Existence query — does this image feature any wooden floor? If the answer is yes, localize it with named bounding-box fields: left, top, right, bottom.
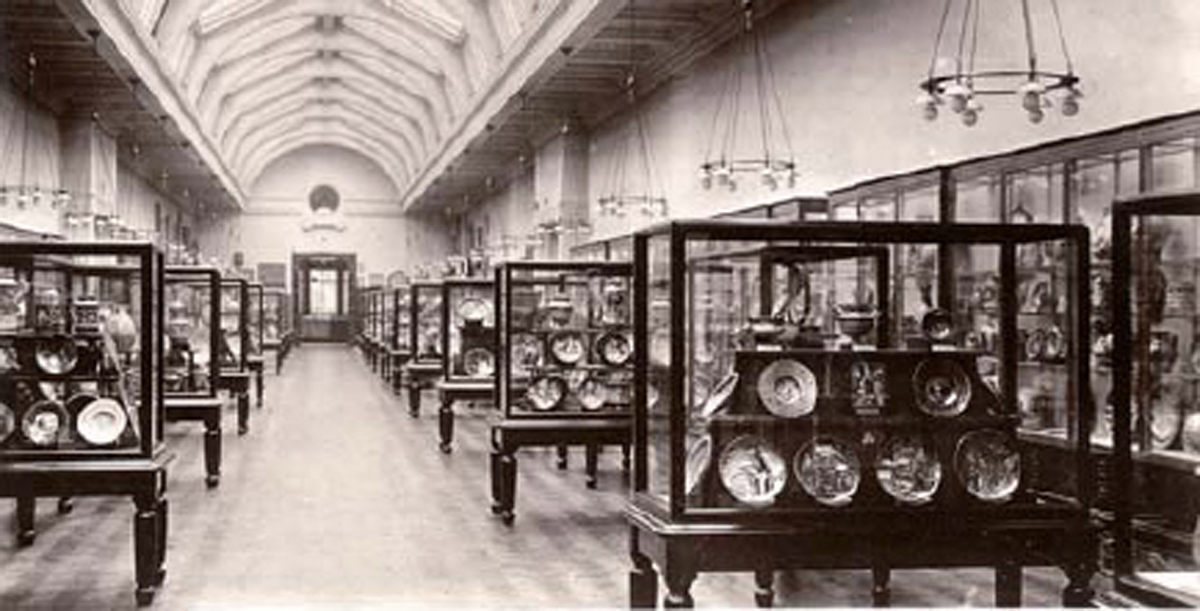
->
left=0, top=344, right=1071, bottom=609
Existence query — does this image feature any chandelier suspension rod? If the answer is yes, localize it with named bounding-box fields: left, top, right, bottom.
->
left=955, top=0, right=973, bottom=79
left=1020, top=0, right=1038, bottom=75
left=753, top=3, right=770, bottom=162
left=928, top=0, right=954, bottom=82
left=1048, top=0, right=1074, bottom=73
left=19, top=53, right=35, bottom=195
left=762, top=12, right=795, bottom=165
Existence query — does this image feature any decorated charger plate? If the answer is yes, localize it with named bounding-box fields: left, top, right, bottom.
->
left=1150, top=384, right=1184, bottom=450
left=795, top=437, right=861, bottom=507
left=526, top=376, right=568, bottom=412
left=875, top=435, right=942, bottom=505
left=596, top=332, right=632, bottom=367
left=35, top=336, right=78, bottom=375
left=457, top=297, right=491, bottom=324
left=920, top=308, right=955, bottom=343
left=0, top=401, right=14, bottom=444
left=549, top=331, right=586, bottom=365
left=954, top=429, right=1020, bottom=502
left=463, top=347, right=495, bottom=378
left=718, top=435, right=788, bottom=508
left=685, top=435, right=713, bottom=495
left=577, top=376, right=607, bottom=411
left=913, top=357, right=972, bottom=417
left=22, top=400, right=68, bottom=447
left=756, top=359, right=817, bottom=418
left=77, top=397, right=128, bottom=446
left=698, top=372, right=738, bottom=419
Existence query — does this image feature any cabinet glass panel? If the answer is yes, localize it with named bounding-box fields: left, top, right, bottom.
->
left=411, top=282, right=442, bottom=364
left=263, top=288, right=288, bottom=345
left=0, top=241, right=163, bottom=459
left=1150, top=138, right=1197, bottom=193
left=219, top=279, right=247, bottom=372
left=442, top=280, right=493, bottom=382
left=164, top=268, right=219, bottom=398
left=247, top=283, right=264, bottom=356
left=956, top=174, right=1002, bottom=222
left=634, top=221, right=1091, bottom=523
left=382, top=288, right=395, bottom=349
left=1113, top=194, right=1200, bottom=606
left=610, top=237, right=633, bottom=263
left=393, top=286, right=410, bottom=351
left=497, top=262, right=632, bottom=419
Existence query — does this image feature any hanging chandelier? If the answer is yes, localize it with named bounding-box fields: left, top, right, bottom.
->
left=918, top=0, right=1082, bottom=126
left=699, top=0, right=796, bottom=192
left=1, top=53, right=72, bottom=211
left=597, top=0, right=667, bottom=219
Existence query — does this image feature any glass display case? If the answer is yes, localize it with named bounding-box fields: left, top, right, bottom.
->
left=263, top=287, right=290, bottom=348
left=411, top=282, right=442, bottom=365
left=164, top=267, right=220, bottom=398
left=393, top=285, right=411, bottom=353
left=219, top=278, right=249, bottom=373
left=246, top=283, right=264, bottom=358
left=441, top=279, right=495, bottom=383
left=0, top=241, right=164, bottom=459
left=627, top=220, right=1095, bottom=608
left=1111, top=190, right=1200, bottom=606
left=496, top=261, right=634, bottom=419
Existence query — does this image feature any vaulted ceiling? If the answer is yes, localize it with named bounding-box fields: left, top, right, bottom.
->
left=2, top=0, right=784, bottom=214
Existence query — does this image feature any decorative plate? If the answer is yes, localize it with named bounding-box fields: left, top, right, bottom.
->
left=38, top=381, right=67, bottom=401
left=526, top=376, right=568, bottom=412
left=874, top=435, right=942, bottom=505
left=463, top=347, right=495, bottom=378
left=756, top=359, right=817, bottom=418
left=596, top=332, right=632, bottom=367
left=698, top=372, right=738, bottom=419
left=1150, top=383, right=1183, bottom=450
left=0, top=402, right=14, bottom=444
left=920, top=308, right=955, bottom=343
left=718, top=435, right=788, bottom=508
left=1180, top=412, right=1200, bottom=454
left=457, top=297, right=491, bottom=324
left=913, top=357, right=972, bottom=417
left=954, top=429, right=1021, bottom=502
left=0, top=342, right=17, bottom=373
left=510, top=333, right=543, bottom=378
left=549, top=331, right=586, bottom=365
left=35, top=336, right=79, bottom=375
left=685, top=435, right=713, bottom=495
left=795, top=437, right=861, bottom=507
left=77, top=397, right=128, bottom=446
left=22, top=400, right=68, bottom=447
left=577, top=377, right=607, bottom=411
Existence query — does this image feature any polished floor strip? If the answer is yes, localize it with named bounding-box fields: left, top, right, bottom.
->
left=1, top=344, right=1067, bottom=608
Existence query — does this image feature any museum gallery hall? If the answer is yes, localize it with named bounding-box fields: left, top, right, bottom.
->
left=1, top=0, right=1199, bottom=608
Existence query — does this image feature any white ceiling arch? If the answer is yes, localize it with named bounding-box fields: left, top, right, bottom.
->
left=242, top=131, right=409, bottom=191
left=238, top=118, right=412, bottom=187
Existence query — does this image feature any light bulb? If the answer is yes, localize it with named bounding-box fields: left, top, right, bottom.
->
left=1022, top=91, right=1042, bottom=113
left=961, top=108, right=979, bottom=127
left=700, top=171, right=713, bottom=190
left=944, top=83, right=970, bottom=114
left=1028, top=107, right=1045, bottom=124
left=923, top=101, right=939, bottom=121
left=715, top=164, right=732, bottom=186
left=1062, top=90, right=1081, bottom=116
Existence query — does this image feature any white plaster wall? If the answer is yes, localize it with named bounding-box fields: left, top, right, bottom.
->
left=198, top=144, right=452, bottom=280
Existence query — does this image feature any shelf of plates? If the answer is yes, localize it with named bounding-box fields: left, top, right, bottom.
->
left=410, top=282, right=443, bottom=364
left=441, top=279, right=495, bottom=383
left=627, top=220, right=1095, bottom=607
left=164, top=267, right=220, bottom=399
left=0, top=241, right=164, bottom=459
left=497, top=261, right=634, bottom=419
left=219, top=278, right=248, bottom=373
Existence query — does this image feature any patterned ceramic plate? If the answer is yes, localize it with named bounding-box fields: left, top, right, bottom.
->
left=795, top=437, right=861, bottom=507
left=875, top=435, right=942, bottom=505
left=718, top=435, right=787, bottom=508
left=457, top=297, right=491, bottom=324
left=549, top=331, right=586, bottom=365
left=596, top=332, right=632, bottom=367
left=22, top=400, right=68, bottom=447
left=756, top=359, right=817, bottom=418
left=913, top=357, right=972, bottom=417
left=954, top=429, right=1020, bottom=502
left=920, top=308, right=955, bottom=343
left=527, top=376, right=568, bottom=411
left=35, top=336, right=78, bottom=375
left=577, top=376, right=607, bottom=411
left=463, top=347, right=495, bottom=378
left=77, top=397, right=128, bottom=446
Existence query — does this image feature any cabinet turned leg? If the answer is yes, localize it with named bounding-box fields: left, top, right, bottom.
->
left=155, top=497, right=169, bottom=586
left=622, top=443, right=631, bottom=473
left=995, top=560, right=1022, bottom=607
left=57, top=496, right=74, bottom=515
left=204, top=419, right=222, bottom=488
left=585, top=444, right=600, bottom=489
left=438, top=399, right=454, bottom=453
left=255, top=370, right=264, bottom=409
left=556, top=444, right=569, bottom=470
left=15, top=496, right=35, bottom=547
left=237, top=390, right=249, bottom=435
left=1061, top=561, right=1094, bottom=607
left=408, top=380, right=421, bottom=417
left=630, top=551, right=658, bottom=609
left=663, top=571, right=696, bottom=609
left=490, top=441, right=504, bottom=515
left=133, top=494, right=161, bottom=606
left=871, top=562, right=891, bottom=607
left=754, top=569, right=775, bottom=608
left=497, top=450, right=517, bottom=525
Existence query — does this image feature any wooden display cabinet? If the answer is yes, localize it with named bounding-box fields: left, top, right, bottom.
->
left=489, top=261, right=634, bottom=524
left=164, top=266, right=223, bottom=488
left=216, top=278, right=250, bottom=435
left=437, top=277, right=496, bottom=453
left=403, top=281, right=443, bottom=417
left=246, top=282, right=265, bottom=409
left=385, top=285, right=412, bottom=395
left=0, top=240, right=169, bottom=605
left=627, top=220, right=1096, bottom=608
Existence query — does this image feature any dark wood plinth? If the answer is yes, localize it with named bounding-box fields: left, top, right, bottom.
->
left=217, top=371, right=251, bottom=435
left=247, top=355, right=265, bottom=409
left=490, top=418, right=631, bottom=525
left=403, top=361, right=442, bottom=418
left=436, top=379, right=493, bottom=453
left=626, top=503, right=1096, bottom=609
left=165, top=397, right=224, bottom=488
left=2, top=455, right=171, bottom=606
